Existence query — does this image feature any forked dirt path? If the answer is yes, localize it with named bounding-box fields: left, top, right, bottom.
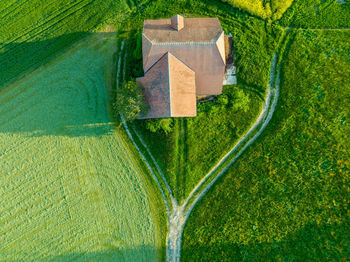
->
left=119, top=51, right=282, bottom=261
left=112, top=8, right=350, bottom=259
left=116, top=27, right=285, bottom=260
left=166, top=53, right=281, bottom=262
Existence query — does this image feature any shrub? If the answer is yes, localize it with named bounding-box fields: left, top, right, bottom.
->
left=145, top=118, right=174, bottom=134
left=114, top=80, right=149, bottom=122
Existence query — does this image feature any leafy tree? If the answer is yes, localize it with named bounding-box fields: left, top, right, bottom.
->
left=114, top=80, right=148, bottom=122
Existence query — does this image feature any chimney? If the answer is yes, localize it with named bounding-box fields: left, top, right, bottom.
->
left=171, top=14, right=184, bottom=31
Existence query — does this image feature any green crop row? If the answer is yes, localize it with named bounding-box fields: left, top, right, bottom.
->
left=0, top=0, right=148, bottom=88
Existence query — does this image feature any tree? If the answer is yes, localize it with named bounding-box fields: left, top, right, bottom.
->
left=114, top=80, right=148, bottom=122
left=145, top=118, right=174, bottom=134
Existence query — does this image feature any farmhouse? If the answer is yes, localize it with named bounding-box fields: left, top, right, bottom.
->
left=137, top=15, right=227, bottom=119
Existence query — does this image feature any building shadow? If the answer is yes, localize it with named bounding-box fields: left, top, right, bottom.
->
left=0, top=32, right=124, bottom=138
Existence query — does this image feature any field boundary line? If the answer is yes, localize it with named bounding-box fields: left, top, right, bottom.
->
left=116, top=40, right=173, bottom=218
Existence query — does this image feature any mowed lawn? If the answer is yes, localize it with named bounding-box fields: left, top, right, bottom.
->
left=0, top=34, right=160, bottom=261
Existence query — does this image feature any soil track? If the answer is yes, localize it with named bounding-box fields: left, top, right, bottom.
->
left=122, top=46, right=283, bottom=261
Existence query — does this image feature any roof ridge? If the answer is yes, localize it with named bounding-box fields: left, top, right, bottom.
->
left=167, top=51, right=194, bottom=72
left=215, top=31, right=226, bottom=65
left=144, top=51, right=169, bottom=74
left=166, top=52, right=172, bottom=116
left=142, top=34, right=153, bottom=69
left=151, top=41, right=217, bottom=45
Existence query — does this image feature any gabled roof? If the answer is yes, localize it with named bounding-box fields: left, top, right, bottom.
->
left=137, top=52, right=196, bottom=119
left=143, top=17, right=223, bottom=43
left=142, top=16, right=226, bottom=96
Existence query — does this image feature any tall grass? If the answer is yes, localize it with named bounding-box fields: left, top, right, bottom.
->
left=220, top=0, right=294, bottom=20
left=182, top=29, right=350, bottom=261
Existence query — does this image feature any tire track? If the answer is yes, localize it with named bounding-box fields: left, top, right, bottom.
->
left=121, top=41, right=284, bottom=262
left=0, top=0, right=93, bottom=51
left=0, top=0, right=30, bottom=20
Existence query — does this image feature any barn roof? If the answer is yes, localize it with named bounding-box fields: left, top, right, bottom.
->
left=142, top=15, right=226, bottom=96
left=143, top=17, right=223, bottom=43
left=137, top=52, right=196, bottom=119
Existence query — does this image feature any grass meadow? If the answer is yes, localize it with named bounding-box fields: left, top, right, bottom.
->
left=278, top=0, right=350, bottom=28
left=0, top=0, right=349, bottom=260
left=0, top=33, right=163, bottom=261
left=119, top=0, right=284, bottom=201
left=182, top=28, right=350, bottom=262
left=0, top=0, right=146, bottom=88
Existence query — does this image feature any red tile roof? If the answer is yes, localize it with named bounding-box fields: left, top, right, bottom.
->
left=138, top=15, right=226, bottom=118
left=137, top=52, right=196, bottom=118
left=142, top=16, right=225, bottom=96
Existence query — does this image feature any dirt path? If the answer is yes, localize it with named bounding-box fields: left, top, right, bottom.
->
left=121, top=52, right=281, bottom=262
left=114, top=22, right=296, bottom=260
left=112, top=11, right=350, bottom=260
left=165, top=53, right=281, bottom=262
left=116, top=40, right=177, bottom=221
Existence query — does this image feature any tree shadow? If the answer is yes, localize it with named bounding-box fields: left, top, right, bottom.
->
left=0, top=32, right=89, bottom=89
left=0, top=32, right=122, bottom=137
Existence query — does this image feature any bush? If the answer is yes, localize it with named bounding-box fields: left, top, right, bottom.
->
left=114, top=80, right=149, bottom=122
left=145, top=118, right=174, bottom=134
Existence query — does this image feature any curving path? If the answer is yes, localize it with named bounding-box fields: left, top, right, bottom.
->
left=119, top=35, right=285, bottom=261
left=165, top=53, right=281, bottom=262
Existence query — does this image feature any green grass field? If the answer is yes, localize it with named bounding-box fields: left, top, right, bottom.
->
left=182, top=28, right=350, bottom=262
left=0, top=0, right=146, bottom=88
left=0, top=33, right=163, bottom=261
left=1, top=0, right=349, bottom=260
left=278, top=0, right=350, bottom=28
left=118, top=0, right=284, bottom=201
left=133, top=86, right=263, bottom=201
left=220, top=0, right=294, bottom=20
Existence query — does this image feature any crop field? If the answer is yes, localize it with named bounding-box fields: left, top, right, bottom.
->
left=0, top=33, right=162, bottom=261
left=182, top=29, right=350, bottom=261
left=1, top=0, right=349, bottom=261
left=0, top=0, right=146, bottom=88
